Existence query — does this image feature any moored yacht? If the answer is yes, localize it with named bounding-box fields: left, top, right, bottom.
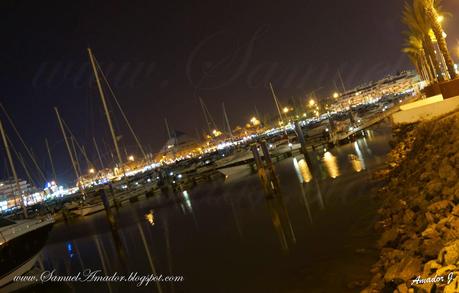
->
left=0, top=216, right=54, bottom=289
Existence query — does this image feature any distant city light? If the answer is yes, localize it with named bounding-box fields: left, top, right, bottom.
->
left=250, top=117, right=261, bottom=126
left=212, top=129, right=222, bottom=137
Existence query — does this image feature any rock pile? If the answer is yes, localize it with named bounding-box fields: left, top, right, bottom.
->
left=363, top=113, right=459, bottom=293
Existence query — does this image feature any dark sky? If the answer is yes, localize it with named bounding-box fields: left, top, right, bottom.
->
left=1, top=0, right=458, bottom=185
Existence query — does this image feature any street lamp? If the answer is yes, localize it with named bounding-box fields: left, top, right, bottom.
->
left=309, top=99, right=315, bottom=107
left=89, top=168, right=95, bottom=174
left=128, top=155, right=135, bottom=161
left=333, top=92, right=339, bottom=99
left=282, top=107, right=289, bottom=114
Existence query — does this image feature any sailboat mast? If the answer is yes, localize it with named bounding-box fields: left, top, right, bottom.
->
left=164, top=118, right=172, bottom=139
left=81, top=146, right=92, bottom=171
left=93, top=137, right=105, bottom=169
left=254, top=106, right=261, bottom=121
left=0, top=119, right=27, bottom=218
left=54, top=107, right=80, bottom=183
left=70, top=136, right=82, bottom=176
left=199, top=97, right=212, bottom=134
left=222, top=103, right=233, bottom=138
left=87, top=48, right=123, bottom=166
left=45, top=138, right=57, bottom=182
left=337, top=69, right=346, bottom=93
left=269, top=82, right=285, bottom=124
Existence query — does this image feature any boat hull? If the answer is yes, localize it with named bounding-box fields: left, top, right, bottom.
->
left=0, top=221, right=53, bottom=288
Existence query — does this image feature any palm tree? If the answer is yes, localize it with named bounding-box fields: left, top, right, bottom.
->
left=421, top=0, right=457, bottom=79
left=402, top=0, right=444, bottom=81
left=403, top=35, right=434, bottom=82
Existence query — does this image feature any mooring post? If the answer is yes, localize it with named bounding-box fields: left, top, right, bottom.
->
left=250, top=144, right=263, bottom=169
left=251, top=144, right=270, bottom=193
left=108, top=183, right=119, bottom=210
left=328, top=118, right=337, bottom=146
left=260, top=140, right=273, bottom=169
left=293, top=121, right=308, bottom=154
left=260, top=140, right=280, bottom=194
left=100, top=188, right=116, bottom=229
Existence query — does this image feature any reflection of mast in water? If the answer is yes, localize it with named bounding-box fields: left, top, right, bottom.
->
left=266, top=198, right=289, bottom=251
left=254, top=142, right=296, bottom=251
left=163, top=218, right=175, bottom=293
left=265, top=188, right=297, bottom=252
left=181, top=190, right=199, bottom=230
left=225, top=191, right=244, bottom=239
left=108, top=225, right=128, bottom=272
left=72, top=240, right=86, bottom=271
left=298, top=149, right=325, bottom=209
left=94, top=235, right=113, bottom=293
left=137, top=222, right=163, bottom=293
left=262, top=170, right=296, bottom=250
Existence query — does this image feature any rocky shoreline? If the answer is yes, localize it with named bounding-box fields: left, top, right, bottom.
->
left=362, top=112, right=459, bottom=293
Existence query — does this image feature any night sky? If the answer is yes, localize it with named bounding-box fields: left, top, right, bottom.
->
left=1, top=0, right=459, bottom=185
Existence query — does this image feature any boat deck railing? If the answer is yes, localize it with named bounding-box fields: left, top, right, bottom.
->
left=0, top=217, right=54, bottom=244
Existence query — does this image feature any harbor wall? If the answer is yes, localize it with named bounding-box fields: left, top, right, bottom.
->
left=392, top=95, right=459, bottom=124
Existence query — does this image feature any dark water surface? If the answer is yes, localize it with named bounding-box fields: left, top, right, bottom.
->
left=26, top=122, right=393, bottom=293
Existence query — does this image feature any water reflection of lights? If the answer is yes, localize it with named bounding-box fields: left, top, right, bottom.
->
left=67, top=242, right=75, bottom=258
left=293, top=158, right=312, bottom=183
left=365, top=129, right=374, bottom=140
left=350, top=141, right=366, bottom=172
left=183, top=190, right=192, bottom=211
left=145, top=210, right=155, bottom=225
left=349, top=154, right=363, bottom=172
left=323, top=152, right=340, bottom=179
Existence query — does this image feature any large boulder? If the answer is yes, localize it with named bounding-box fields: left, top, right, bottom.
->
left=438, top=240, right=459, bottom=266
left=421, top=224, right=440, bottom=239
left=384, top=257, right=422, bottom=282
left=438, top=160, right=458, bottom=186
left=427, top=200, right=453, bottom=214
left=378, top=228, right=400, bottom=248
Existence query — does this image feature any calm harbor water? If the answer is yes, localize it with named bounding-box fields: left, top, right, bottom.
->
left=25, top=121, right=393, bottom=293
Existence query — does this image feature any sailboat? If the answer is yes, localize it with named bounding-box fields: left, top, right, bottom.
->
left=0, top=119, right=54, bottom=290
left=62, top=48, right=154, bottom=216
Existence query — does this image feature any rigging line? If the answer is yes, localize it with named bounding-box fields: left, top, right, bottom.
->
left=93, top=56, right=146, bottom=159
left=203, top=98, right=218, bottom=130
left=45, top=138, right=57, bottom=182
left=61, top=118, right=97, bottom=170
left=17, top=153, right=36, bottom=188
left=70, top=135, right=82, bottom=178
left=0, top=103, right=47, bottom=182
left=199, top=97, right=211, bottom=134
left=5, top=133, right=37, bottom=187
